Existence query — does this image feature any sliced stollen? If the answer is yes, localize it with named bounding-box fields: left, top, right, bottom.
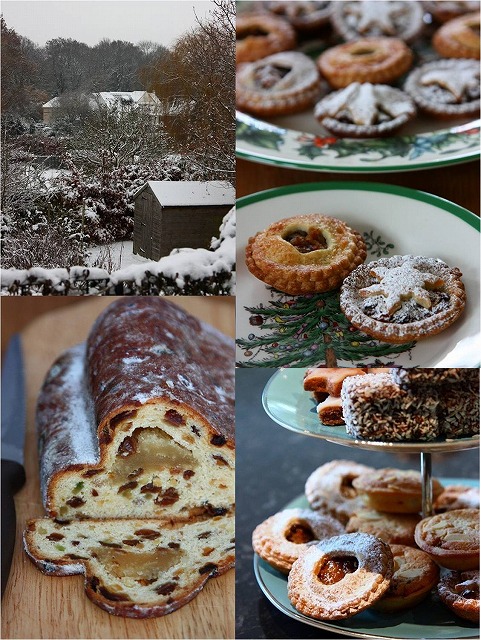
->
left=36, top=298, right=235, bottom=522
left=24, top=516, right=235, bottom=618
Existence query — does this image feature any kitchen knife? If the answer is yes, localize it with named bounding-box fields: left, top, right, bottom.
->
left=1, top=334, right=27, bottom=597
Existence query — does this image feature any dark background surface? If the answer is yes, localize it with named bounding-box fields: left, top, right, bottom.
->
left=235, top=368, right=480, bottom=639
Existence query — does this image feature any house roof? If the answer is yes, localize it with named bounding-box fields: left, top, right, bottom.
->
left=140, top=181, right=235, bottom=207
left=43, top=91, right=160, bottom=109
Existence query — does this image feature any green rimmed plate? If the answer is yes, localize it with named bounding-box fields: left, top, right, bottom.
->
left=262, top=368, right=480, bottom=453
left=254, top=480, right=479, bottom=640
left=236, top=111, right=480, bottom=173
left=236, top=182, right=480, bottom=368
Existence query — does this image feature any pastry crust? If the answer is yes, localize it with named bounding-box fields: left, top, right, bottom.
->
left=352, top=468, right=444, bottom=514
left=236, top=13, right=296, bottom=64
left=404, top=58, right=480, bottom=118
left=314, top=82, right=416, bottom=138
left=438, top=569, right=480, bottom=622
left=414, top=509, right=480, bottom=570
left=305, top=460, right=373, bottom=524
left=236, top=51, right=321, bottom=117
left=434, top=485, right=480, bottom=512
left=425, top=1, right=481, bottom=23
left=287, top=533, right=394, bottom=620
left=373, top=545, right=439, bottom=612
left=252, top=508, right=344, bottom=574
left=346, top=509, right=420, bottom=545
left=433, top=12, right=480, bottom=59
left=264, top=1, right=333, bottom=31
left=318, top=37, right=413, bottom=88
left=330, top=1, right=424, bottom=43
left=339, top=255, right=466, bottom=344
left=245, top=214, right=367, bottom=295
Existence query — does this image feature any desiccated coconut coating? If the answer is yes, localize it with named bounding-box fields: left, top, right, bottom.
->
left=37, top=298, right=235, bottom=522
left=23, top=516, right=234, bottom=618
left=437, top=377, right=480, bottom=438
left=341, top=373, right=440, bottom=441
left=391, top=367, right=477, bottom=389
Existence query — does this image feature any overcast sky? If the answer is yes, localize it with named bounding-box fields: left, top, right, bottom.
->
left=2, top=1, right=213, bottom=48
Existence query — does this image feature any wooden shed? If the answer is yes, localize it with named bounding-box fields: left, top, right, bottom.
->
left=133, top=181, right=235, bottom=260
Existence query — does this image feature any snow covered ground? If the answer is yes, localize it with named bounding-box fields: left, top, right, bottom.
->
left=86, top=241, right=149, bottom=270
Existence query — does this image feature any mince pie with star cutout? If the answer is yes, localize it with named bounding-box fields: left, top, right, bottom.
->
left=339, top=255, right=466, bottom=344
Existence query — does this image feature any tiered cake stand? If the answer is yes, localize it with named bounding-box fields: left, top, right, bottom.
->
left=253, top=368, right=479, bottom=640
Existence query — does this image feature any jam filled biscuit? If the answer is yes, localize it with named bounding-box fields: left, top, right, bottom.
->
left=340, top=255, right=466, bottom=344
left=414, top=509, right=480, bottom=570
left=264, top=1, right=333, bottom=31
left=236, top=13, right=296, bottom=64
left=317, top=37, right=413, bottom=88
left=305, top=460, right=373, bottom=524
left=352, top=468, right=444, bottom=513
left=425, top=1, right=481, bottom=23
left=314, top=82, right=416, bottom=138
left=341, top=373, right=441, bottom=442
left=287, top=532, right=394, bottom=620
left=317, top=395, right=344, bottom=425
left=330, top=1, right=424, bottom=43
left=346, top=510, right=420, bottom=545
left=434, top=485, right=480, bottom=512
left=304, top=368, right=366, bottom=396
left=433, top=12, right=480, bottom=59
left=438, top=569, right=480, bottom=623
left=236, top=51, right=322, bottom=117
left=373, top=545, right=440, bottom=612
left=404, top=58, right=480, bottom=118
left=252, top=508, right=345, bottom=574
left=245, top=214, right=367, bottom=295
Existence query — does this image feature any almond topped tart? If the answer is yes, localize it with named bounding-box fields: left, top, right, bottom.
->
left=339, top=254, right=466, bottom=344
left=245, top=213, right=367, bottom=295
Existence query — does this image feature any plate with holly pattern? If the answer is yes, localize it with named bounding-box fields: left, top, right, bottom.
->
left=236, top=182, right=480, bottom=367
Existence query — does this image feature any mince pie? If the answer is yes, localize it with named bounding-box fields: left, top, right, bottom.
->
left=433, top=12, right=480, bottom=59
left=438, top=569, right=480, bottom=622
left=314, top=82, right=416, bottom=137
left=236, top=13, right=296, bottom=64
left=263, top=1, right=333, bottom=31
left=339, top=255, right=466, bottom=344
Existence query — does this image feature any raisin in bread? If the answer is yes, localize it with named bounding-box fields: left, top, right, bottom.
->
left=37, top=298, right=235, bottom=521
left=24, top=516, right=235, bottom=618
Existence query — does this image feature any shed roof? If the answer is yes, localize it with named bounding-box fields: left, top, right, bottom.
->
left=142, top=181, right=235, bottom=207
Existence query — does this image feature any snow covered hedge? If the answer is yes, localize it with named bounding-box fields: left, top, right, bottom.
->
left=1, top=208, right=235, bottom=296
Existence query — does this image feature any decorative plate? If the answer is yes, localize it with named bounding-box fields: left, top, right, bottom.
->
left=236, top=182, right=480, bottom=367
left=262, top=368, right=480, bottom=453
left=236, top=112, right=480, bottom=174
left=254, top=480, right=479, bottom=640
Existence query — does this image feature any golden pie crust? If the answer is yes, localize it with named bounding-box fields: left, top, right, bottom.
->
left=414, top=508, right=480, bottom=570
left=264, top=1, right=333, bottom=31
left=287, top=532, right=394, bottom=620
left=438, top=569, right=480, bottom=623
left=433, top=12, right=480, bottom=59
left=425, top=1, right=481, bottom=23
left=352, top=468, right=444, bottom=514
left=245, top=214, right=367, bottom=295
left=236, top=51, right=322, bottom=117
left=318, top=37, right=413, bottom=88
left=236, top=13, right=296, bottom=64
left=346, top=509, right=420, bottom=546
left=339, top=255, right=466, bottom=344
left=252, top=508, right=344, bottom=574
left=373, top=545, right=440, bottom=612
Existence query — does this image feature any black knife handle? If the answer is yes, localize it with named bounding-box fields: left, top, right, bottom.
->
left=1, top=459, right=26, bottom=597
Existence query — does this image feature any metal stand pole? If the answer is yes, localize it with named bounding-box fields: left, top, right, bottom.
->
left=421, top=451, right=433, bottom=518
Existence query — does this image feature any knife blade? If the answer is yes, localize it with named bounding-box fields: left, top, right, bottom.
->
left=1, top=334, right=27, bottom=597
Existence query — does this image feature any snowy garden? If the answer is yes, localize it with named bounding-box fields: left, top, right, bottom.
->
left=1, top=1, right=235, bottom=295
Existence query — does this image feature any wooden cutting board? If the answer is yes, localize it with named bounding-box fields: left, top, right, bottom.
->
left=1, top=298, right=235, bottom=639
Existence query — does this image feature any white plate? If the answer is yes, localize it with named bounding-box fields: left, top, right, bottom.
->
left=236, top=182, right=480, bottom=367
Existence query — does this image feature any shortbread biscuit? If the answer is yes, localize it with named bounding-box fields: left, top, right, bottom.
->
left=252, top=508, right=344, bottom=574
left=236, top=51, right=322, bottom=117
left=287, top=533, right=394, bottom=620
left=373, top=545, right=440, bottom=612
left=236, top=13, right=296, bottom=64
left=246, top=214, right=367, bottom=295
left=340, top=255, right=466, bottom=344
left=314, top=82, right=416, bottom=138
left=433, top=12, right=480, bottom=59
left=414, top=509, right=480, bottom=570
left=318, top=37, right=413, bottom=88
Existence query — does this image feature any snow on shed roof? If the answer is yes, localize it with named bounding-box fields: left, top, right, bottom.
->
left=142, top=181, right=235, bottom=207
